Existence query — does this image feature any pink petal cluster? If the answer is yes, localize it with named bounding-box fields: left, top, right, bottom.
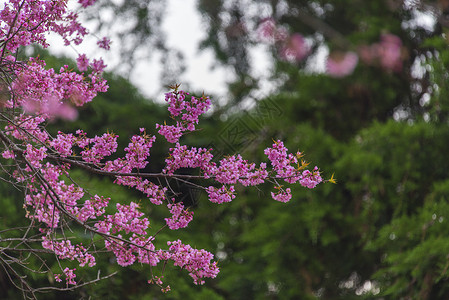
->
left=96, top=202, right=150, bottom=235
left=271, top=187, right=292, bottom=203
left=79, top=132, right=119, bottom=164
left=42, top=236, right=96, bottom=267
left=124, top=131, right=156, bottom=169
left=257, top=18, right=309, bottom=63
left=257, top=18, right=289, bottom=43
left=78, top=0, right=96, bottom=8
left=57, top=268, right=77, bottom=286
left=156, top=90, right=211, bottom=143
left=279, top=33, right=310, bottom=62
left=11, top=57, right=108, bottom=120
left=165, top=202, right=194, bottom=230
left=76, top=54, right=89, bottom=71
left=166, top=240, right=219, bottom=285
left=326, top=51, right=359, bottom=78
left=206, top=185, right=236, bottom=204
left=163, top=143, right=215, bottom=175
left=97, top=37, right=111, bottom=50
left=0, top=0, right=89, bottom=51
left=265, top=140, right=323, bottom=189
left=359, top=33, right=403, bottom=72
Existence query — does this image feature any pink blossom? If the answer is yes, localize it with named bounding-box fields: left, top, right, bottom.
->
left=62, top=268, right=77, bottom=285
left=257, top=18, right=288, bottom=43
left=358, top=34, right=403, bottom=72
left=379, top=34, right=402, bottom=72
left=326, top=51, right=359, bottom=78
left=23, top=95, right=78, bottom=121
left=206, top=185, right=236, bottom=204
left=91, top=58, right=107, bottom=74
left=156, top=90, right=211, bottom=143
left=76, top=54, right=89, bottom=71
left=271, top=187, right=292, bottom=203
left=163, top=143, right=215, bottom=175
left=165, top=202, right=194, bottom=230
left=279, top=33, right=309, bottom=62
left=165, top=240, right=219, bottom=285
left=78, top=0, right=96, bottom=8
left=42, top=236, right=96, bottom=267
left=97, top=37, right=111, bottom=50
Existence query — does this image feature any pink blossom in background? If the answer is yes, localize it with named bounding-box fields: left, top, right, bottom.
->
left=23, top=96, right=78, bottom=121
left=379, top=34, right=402, bottom=72
left=257, top=18, right=288, bottom=43
left=279, top=33, right=309, bottom=62
left=326, top=51, right=359, bottom=77
left=358, top=33, right=403, bottom=72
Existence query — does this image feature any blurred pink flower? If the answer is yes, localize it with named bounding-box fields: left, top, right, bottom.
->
left=326, top=51, right=359, bottom=77
left=279, top=33, right=309, bottom=62
left=379, top=34, right=402, bottom=72
left=358, top=33, right=403, bottom=72
left=257, top=18, right=288, bottom=43
left=23, top=96, right=78, bottom=121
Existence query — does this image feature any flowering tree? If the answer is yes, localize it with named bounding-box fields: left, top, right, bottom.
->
left=0, top=0, right=327, bottom=297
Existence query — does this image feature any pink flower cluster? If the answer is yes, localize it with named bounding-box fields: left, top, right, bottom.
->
left=156, top=90, right=211, bottom=143
left=97, top=37, right=111, bottom=50
left=257, top=18, right=309, bottom=63
left=326, top=51, right=359, bottom=78
left=258, top=17, right=403, bottom=76
left=124, top=129, right=156, bottom=169
left=96, top=202, right=150, bottom=235
left=42, top=236, right=96, bottom=268
left=79, top=132, right=118, bottom=164
left=359, top=33, right=403, bottom=72
left=165, top=202, right=194, bottom=230
left=163, top=143, right=214, bottom=175
left=0, top=0, right=108, bottom=121
left=0, top=0, right=87, bottom=51
left=55, top=268, right=77, bottom=286
left=11, top=57, right=108, bottom=121
left=166, top=240, right=219, bottom=285
left=264, top=140, right=322, bottom=198
left=271, top=187, right=292, bottom=203
left=206, top=185, right=236, bottom=204
left=78, top=0, right=97, bottom=8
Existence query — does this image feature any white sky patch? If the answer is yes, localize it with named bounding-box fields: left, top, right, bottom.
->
left=45, top=0, right=231, bottom=102
left=143, top=0, right=231, bottom=99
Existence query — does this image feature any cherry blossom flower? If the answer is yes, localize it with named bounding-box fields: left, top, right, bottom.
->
left=326, top=51, right=359, bottom=78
